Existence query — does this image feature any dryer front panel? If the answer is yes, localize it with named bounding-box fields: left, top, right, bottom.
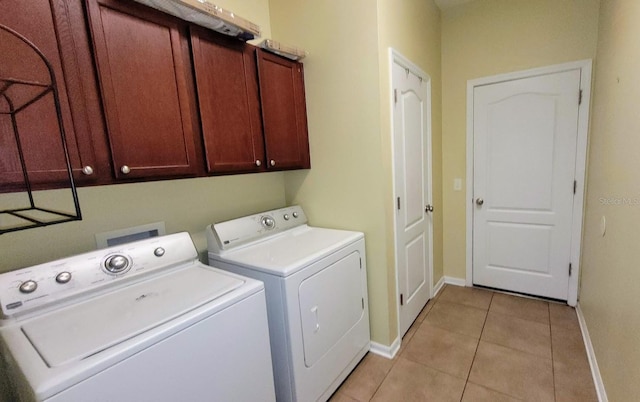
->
left=298, top=250, right=364, bottom=367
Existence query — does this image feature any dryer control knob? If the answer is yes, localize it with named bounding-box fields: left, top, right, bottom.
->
left=261, top=216, right=275, bottom=229
left=19, top=280, right=37, bottom=294
left=56, top=272, right=72, bottom=284
left=105, top=255, right=129, bottom=274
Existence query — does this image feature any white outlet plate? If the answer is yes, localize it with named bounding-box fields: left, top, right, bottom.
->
left=454, top=178, right=462, bottom=191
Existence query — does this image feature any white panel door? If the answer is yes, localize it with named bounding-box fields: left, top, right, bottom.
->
left=392, top=56, right=432, bottom=338
left=473, top=69, right=581, bottom=300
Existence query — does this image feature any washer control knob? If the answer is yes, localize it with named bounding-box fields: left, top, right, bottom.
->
left=105, top=255, right=129, bottom=274
left=292, top=212, right=299, bottom=218
left=55, top=272, right=72, bottom=284
left=19, top=280, right=37, bottom=294
left=283, top=214, right=290, bottom=221
left=261, top=216, right=275, bottom=229
left=154, top=247, right=165, bottom=257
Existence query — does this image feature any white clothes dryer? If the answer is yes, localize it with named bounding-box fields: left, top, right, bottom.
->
left=207, top=206, right=370, bottom=402
left=0, top=233, right=275, bottom=402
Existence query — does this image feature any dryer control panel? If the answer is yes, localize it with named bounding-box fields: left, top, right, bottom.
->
left=0, top=232, right=197, bottom=318
left=208, top=205, right=308, bottom=253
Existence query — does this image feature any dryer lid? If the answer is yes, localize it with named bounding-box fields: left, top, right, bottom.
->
left=210, top=226, right=363, bottom=277
left=21, top=264, right=244, bottom=368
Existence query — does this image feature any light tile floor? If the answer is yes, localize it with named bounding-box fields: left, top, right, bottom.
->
left=330, top=285, right=598, bottom=402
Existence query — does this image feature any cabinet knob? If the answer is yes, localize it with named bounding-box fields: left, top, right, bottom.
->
left=270, top=160, right=276, bottom=167
left=255, top=160, right=262, bottom=167
left=81, top=165, right=94, bottom=175
left=121, top=165, right=131, bottom=174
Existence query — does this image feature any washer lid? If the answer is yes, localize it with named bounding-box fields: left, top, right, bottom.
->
left=210, top=226, right=363, bottom=277
left=21, top=264, right=244, bottom=368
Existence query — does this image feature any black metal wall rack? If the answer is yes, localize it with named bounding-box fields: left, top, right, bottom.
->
left=0, top=24, right=81, bottom=235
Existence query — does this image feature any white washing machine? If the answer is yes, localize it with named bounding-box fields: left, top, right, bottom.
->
left=206, top=206, right=370, bottom=402
left=0, top=233, right=275, bottom=401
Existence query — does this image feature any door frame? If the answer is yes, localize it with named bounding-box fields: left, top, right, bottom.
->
left=465, top=60, right=592, bottom=306
left=389, top=48, right=434, bottom=336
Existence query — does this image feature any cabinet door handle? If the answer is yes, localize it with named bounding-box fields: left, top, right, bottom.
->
left=120, top=165, right=131, bottom=174
left=255, top=160, right=262, bottom=167
left=82, top=166, right=94, bottom=175
left=270, top=160, right=276, bottom=167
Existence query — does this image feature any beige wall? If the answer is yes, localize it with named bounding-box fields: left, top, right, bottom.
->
left=268, top=0, right=391, bottom=344
left=270, top=0, right=442, bottom=345
left=0, top=0, right=285, bottom=272
left=580, top=0, right=640, bottom=399
left=441, top=0, right=600, bottom=279
left=0, top=174, right=286, bottom=271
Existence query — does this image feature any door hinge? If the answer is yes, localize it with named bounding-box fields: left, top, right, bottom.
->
left=579, top=89, right=583, bottom=105
left=569, top=263, right=573, bottom=276
left=394, top=89, right=398, bottom=104
left=362, top=298, right=365, bottom=310
left=397, top=197, right=401, bottom=210
left=400, top=293, right=404, bottom=306
left=573, top=180, right=577, bottom=194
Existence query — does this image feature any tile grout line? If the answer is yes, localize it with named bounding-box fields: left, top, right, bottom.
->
left=459, top=291, right=494, bottom=401
left=367, top=297, right=436, bottom=401
left=549, top=302, right=557, bottom=402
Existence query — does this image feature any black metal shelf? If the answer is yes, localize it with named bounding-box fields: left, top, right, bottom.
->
left=0, top=24, right=81, bottom=235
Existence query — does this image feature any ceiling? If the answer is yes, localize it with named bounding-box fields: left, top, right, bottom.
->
left=434, top=0, right=478, bottom=10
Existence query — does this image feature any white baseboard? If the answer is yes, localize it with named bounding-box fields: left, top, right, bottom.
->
left=576, top=303, right=608, bottom=402
left=370, top=338, right=400, bottom=360
left=433, top=275, right=466, bottom=296
left=433, top=276, right=446, bottom=296
left=444, top=276, right=466, bottom=287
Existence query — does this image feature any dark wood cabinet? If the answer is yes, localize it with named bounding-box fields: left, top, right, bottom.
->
left=257, top=50, right=310, bottom=170
left=0, top=0, right=101, bottom=190
left=191, top=27, right=265, bottom=174
left=85, top=0, right=198, bottom=180
left=1, top=1, right=310, bottom=192
left=191, top=31, right=310, bottom=174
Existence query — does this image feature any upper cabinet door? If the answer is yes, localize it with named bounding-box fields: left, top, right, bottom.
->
left=85, top=0, right=198, bottom=180
left=256, top=50, right=310, bottom=170
left=0, top=0, right=99, bottom=190
left=190, top=27, right=265, bottom=174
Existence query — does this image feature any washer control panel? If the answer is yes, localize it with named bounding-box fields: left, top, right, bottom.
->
left=0, top=232, right=197, bottom=318
left=208, top=205, right=308, bottom=252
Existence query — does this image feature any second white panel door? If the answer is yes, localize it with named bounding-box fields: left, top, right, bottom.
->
left=473, top=69, right=581, bottom=300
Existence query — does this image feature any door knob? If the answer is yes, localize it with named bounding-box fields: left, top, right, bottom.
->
left=425, top=204, right=434, bottom=213
left=476, top=198, right=484, bottom=206
left=120, top=165, right=131, bottom=174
